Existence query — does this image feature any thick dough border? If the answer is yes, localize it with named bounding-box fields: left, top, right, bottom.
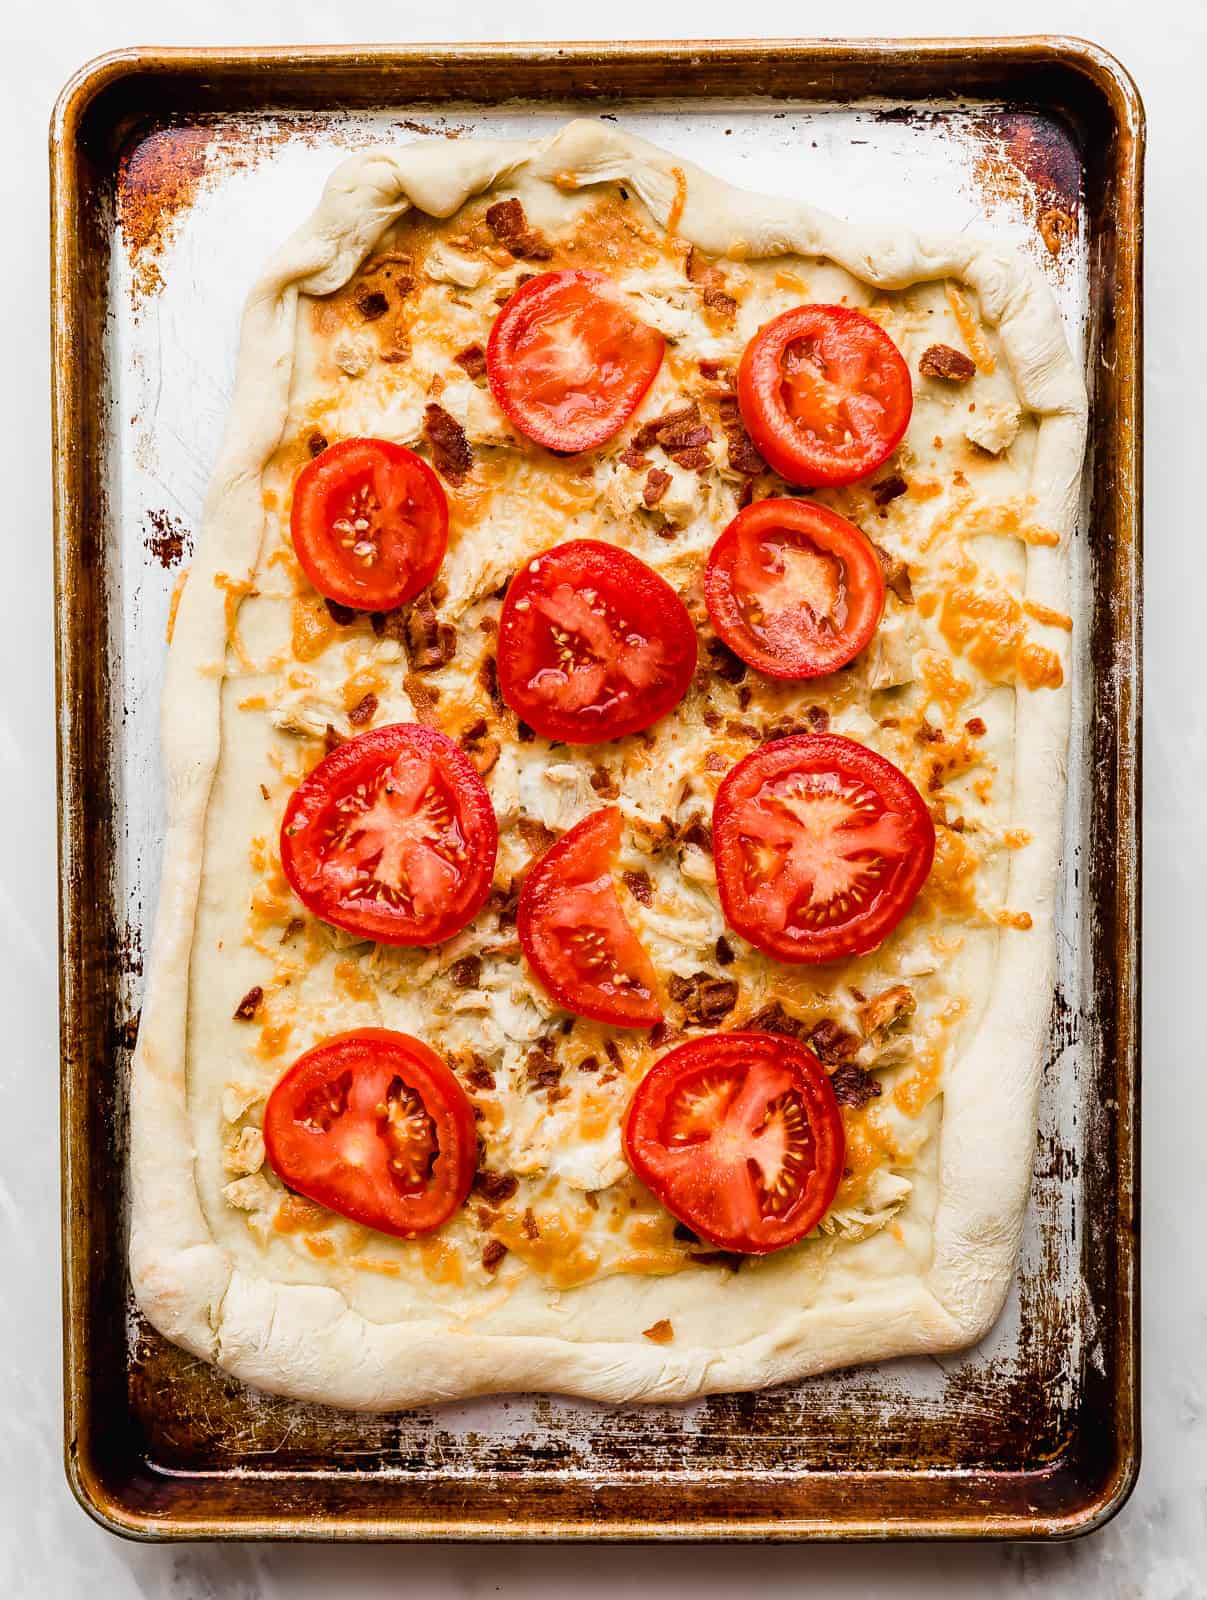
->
left=130, top=120, right=1087, bottom=1409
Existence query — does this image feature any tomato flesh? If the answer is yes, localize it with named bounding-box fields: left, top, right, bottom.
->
left=497, top=540, right=697, bottom=743
left=487, top=270, right=664, bottom=451
left=263, top=1029, right=477, bottom=1238
left=517, top=807, right=662, bottom=1027
left=737, top=305, right=912, bottom=487
left=713, top=733, right=935, bottom=964
left=289, top=437, right=448, bottom=611
left=280, top=724, right=497, bottom=946
left=623, top=1030, right=844, bottom=1253
left=705, top=497, right=885, bottom=679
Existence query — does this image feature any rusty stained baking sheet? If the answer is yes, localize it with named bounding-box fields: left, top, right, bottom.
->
left=53, top=41, right=1141, bottom=1540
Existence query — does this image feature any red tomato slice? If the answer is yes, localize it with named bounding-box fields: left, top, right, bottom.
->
left=737, top=305, right=912, bottom=487
left=263, top=1029, right=477, bottom=1238
left=704, top=497, right=885, bottom=679
left=280, top=724, right=497, bottom=947
left=487, top=270, right=664, bottom=451
left=623, top=1030, right=844, bottom=1253
left=290, top=437, right=448, bottom=611
left=497, top=540, right=697, bottom=743
left=517, top=806, right=662, bottom=1027
left=713, top=733, right=935, bottom=964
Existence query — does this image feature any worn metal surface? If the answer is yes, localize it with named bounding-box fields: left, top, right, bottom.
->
left=51, top=39, right=1143, bottom=1541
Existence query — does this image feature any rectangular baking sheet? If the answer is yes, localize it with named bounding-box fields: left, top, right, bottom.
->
left=52, top=39, right=1143, bottom=1541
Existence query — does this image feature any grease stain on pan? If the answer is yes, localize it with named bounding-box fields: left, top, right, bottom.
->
left=143, top=508, right=193, bottom=569
left=965, top=111, right=1083, bottom=268
left=116, top=113, right=456, bottom=305
left=873, top=104, right=1084, bottom=269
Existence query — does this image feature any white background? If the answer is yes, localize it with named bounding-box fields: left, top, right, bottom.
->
left=4, top=1, right=1197, bottom=1595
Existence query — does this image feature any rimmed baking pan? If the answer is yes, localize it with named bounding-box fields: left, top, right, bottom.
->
left=51, top=37, right=1142, bottom=1540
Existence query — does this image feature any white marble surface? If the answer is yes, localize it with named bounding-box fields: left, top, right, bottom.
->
left=4, top=0, right=1198, bottom=1593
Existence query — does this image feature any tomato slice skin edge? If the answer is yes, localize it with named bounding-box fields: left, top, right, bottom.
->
left=737, top=304, right=913, bottom=489
left=622, top=1030, right=845, bottom=1254
left=486, top=269, right=665, bottom=452
left=280, top=723, right=498, bottom=948
left=263, top=1028, right=477, bottom=1239
left=497, top=539, right=698, bottom=743
left=517, top=806, right=663, bottom=1028
left=704, top=497, right=886, bottom=680
left=289, top=437, right=449, bottom=612
left=713, top=733, right=935, bottom=965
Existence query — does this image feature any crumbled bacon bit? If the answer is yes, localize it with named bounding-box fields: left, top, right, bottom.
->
left=481, top=1240, right=508, bottom=1274
left=859, top=984, right=916, bottom=1038
left=685, top=246, right=738, bottom=324
left=449, top=954, right=483, bottom=989
left=725, top=719, right=761, bottom=741
left=233, top=986, right=263, bottom=1021
left=402, top=588, right=457, bottom=673
left=369, top=608, right=406, bottom=641
left=460, top=716, right=489, bottom=746
left=485, top=198, right=552, bottom=260
left=526, top=1045, right=564, bottom=1094
left=761, top=718, right=811, bottom=743
left=746, top=1000, right=806, bottom=1039
left=704, top=751, right=728, bottom=773
left=870, top=540, right=915, bottom=605
left=623, top=869, right=653, bottom=905
left=521, top=1207, right=540, bottom=1239
left=620, top=444, right=651, bottom=470
left=518, top=815, right=559, bottom=856
left=516, top=720, right=535, bottom=743
left=669, top=444, right=711, bottom=473
left=675, top=814, right=713, bottom=853
left=347, top=692, right=377, bottom=727
left=323, top=724, right=345, bottom=755
left=648, top=1021, right=684, bottom=1050
left=462, top=1052, right=496, bottom=1091
left=307, top=432, right=329, bottom=457
left=808, top=1018, right=861, bottom=1065
left=915, top=721, right=944, bottom=744
left=632, top=401, right=711, bottom=456
left=965, top=716, right=987, bottom=737
left=355, top=287, right=390, bottom=321
left=642, top=467, right=673, bottom=508
left=715, top=935, right=735, bottom=967
left=474, top=1169, right=519, bottom=1204
left=642, top=1318, right=675, bottom=1344
left=454, top=343, right=488, bottom=379
left=669, top=971, right=739, bottom=1027
left=324, top=597, right=356, bottom=626
left=590, top=764, right=620, bottom=799
left=920, top=343, right=976, bottom=382
left=423, top=403, right=473, bottom=486
left=698, top=357, right=733, bottom=384
left=830, top=1063, right=883, bottom=1109
left=871, top=473, right=909, bottom=508
left=478, top=653, right=504, bottom=713
left=717, top=394, right=766, bottom=476
left=578, top=1054, right=599, bottom=1073
left=807, top=705, right=831, bottom=732
left=707, top=637, right=746, bottom=684
left=259, top=783, right=271, bottom=802
left=604, top=1039, right=623, bottom=1068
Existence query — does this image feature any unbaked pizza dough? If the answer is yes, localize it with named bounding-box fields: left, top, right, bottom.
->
left=129, top=119, right=1086, bottom=1409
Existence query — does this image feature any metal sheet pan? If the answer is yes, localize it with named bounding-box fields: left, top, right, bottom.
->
left=51, top=38, right=1143, bottom=1541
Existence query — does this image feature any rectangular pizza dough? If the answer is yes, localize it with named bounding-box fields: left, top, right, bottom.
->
left=130, top=120, right=1086, bottom=1409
